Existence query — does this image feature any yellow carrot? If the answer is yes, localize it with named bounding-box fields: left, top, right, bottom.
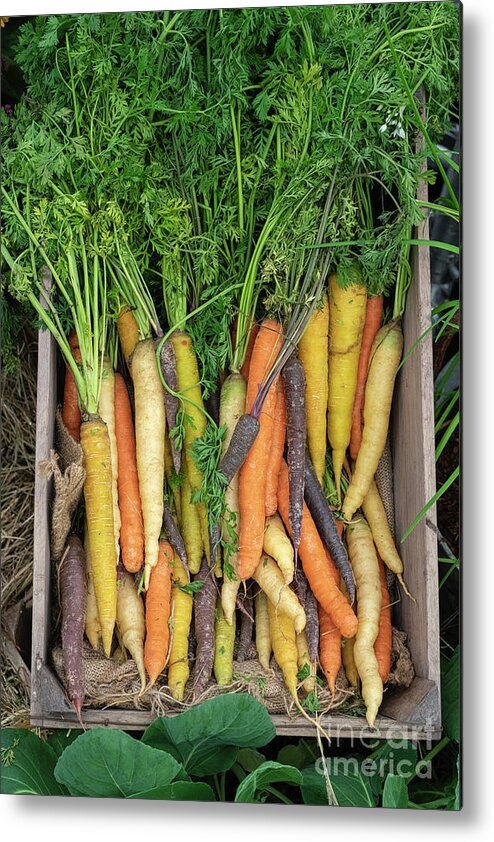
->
left=263, top=513, right=294, bottom=584
left=252, top=554, right=306, bottom=634
left=98, top=356, right=120, bottom=562
left=180, top=471, right=203, bottom=575
left=170, top=330, right=210, bottom=563
left=346, top=516, right=383, bottom=727
left=362, top=479, right=412, bottom=597
left=214, top=600, right=236, bottom=686
left=168, top=553, right=193, bottom=701
left=342, top=320, right=403, bottom=521
left=327, top=269, right=367, bottom=501
left=80, top=418, right=117, bottom=657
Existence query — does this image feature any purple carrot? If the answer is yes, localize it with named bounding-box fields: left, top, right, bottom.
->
left=281, top=351, right=307, bottom=563
left=60, top=535, right=87, bottom=726
left=304, top=584, right=320, bottom=664
left=236, top=587, right=254, bottom=662
left=158, top=337, right=181, bottom=474
left=303, top=452, right=355, bottom=604
left=162, top=495, right=189, bottom=581
left=191, top=557, right=217, bottom=700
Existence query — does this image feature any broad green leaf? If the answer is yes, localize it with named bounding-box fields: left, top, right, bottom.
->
left=129, top=781, right=216, bottom=801
left=235, top=761, right=302, bottom=803
left=368, top=742, right=418, bottom=797
left=235, top=748, right=266, bottom=773
left=46, top=729, right=82, bottom=758
left=301, top=760, right=376, bottom=808
left=54, top=729, right=182, bottom=798
left=1, top=728, right=68, bottom=796
left=142, top=693, right=276, bottom=777
left=382, top=773, right=409, bottom=808
left=441, top=647, right=460, bottom=742
left=277, top=741, right=316, bottom=770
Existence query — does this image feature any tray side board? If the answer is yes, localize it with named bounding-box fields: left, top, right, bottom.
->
left=392, top=190, right=441, bottom=710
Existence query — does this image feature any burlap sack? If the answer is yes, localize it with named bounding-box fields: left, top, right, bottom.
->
left=40, top=408, right=85, bottom=564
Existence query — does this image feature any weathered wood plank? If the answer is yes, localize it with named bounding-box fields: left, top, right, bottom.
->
left=30, top=273, right=58, bottom=723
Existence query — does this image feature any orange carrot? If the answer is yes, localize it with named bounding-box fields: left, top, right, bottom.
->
left=277, top=460, right=358, bottom=639
left=62, top=329, right=81, bottom=442
left=264, top=378, right=287, bottom=517
left=237, top=319, right=283, bottom=580
left=144, top=539, right=173, bottom=688
left=374, top=555, right=392, bottom=682
left=318, top=604, right=341, bottom=697
left=114, top=372, right=144, bottom=574
left=349, top=294, right=384, bottom=460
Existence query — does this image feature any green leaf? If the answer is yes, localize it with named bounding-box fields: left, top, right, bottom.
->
left=54, top=729, right=182, bottom=798
left=301, top=761, right=376, bottom=808
left=141, top=693, right=276, bottom=777
left=235, top=748, right=266, bottom=773
left=277, top=741, right=316, bottom=770
left=441, top=646, right=460, bottom=743
left=235, top=761, right=302, bottom=803
left=368, top=742, right=418, bottom=798
left=1, top=728, right=68, bottom=795
left=45, top=729, right=82, bottom=758
left=129, top=780, right=216, bottom=801
left=382, top=773, right=409, bottom=808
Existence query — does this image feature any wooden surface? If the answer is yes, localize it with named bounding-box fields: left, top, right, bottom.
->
left=30, top=277, right=58, bottom=724
left=391, top=179, right=441, bottom=715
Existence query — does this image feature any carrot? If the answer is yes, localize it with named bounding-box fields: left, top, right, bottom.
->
left=214, top=599, right=236, bottom=685
left=263, top=513, right=294, bottom=584
left=281, top=351, right=307, bottom=558
left=277, top=460, right=358, bottom=639
left=346, top=516, right=383, bottom=727
left=219, top=372, right=246, bottom=623
left=59, top=535, right=87, bottom=725
left=114, top=372, right=144, bottom=574
left=143, top=538, right=173, bottom=688
left=342, top=635, right=359, bottom=689
left=170, top=330, right=210, bottom=564
left=237, top=319, right=284, bottom=580
left=361, top=478, right=412, bottom=597
left=267, top=599, right=327, bottom=736
left=162, top=495, right=188, bottom=579
left=191, top=556, right=217, bottom=700
left=303, top=453, right=355, bottom=603
left=255, top=589, right=272, bottom=671
left=180, top=472, right=203, bottom=575
left=349, top=294, right=384, bottom=460
left=80, top=417, right=118, bottom=657
left=304, top=583, right=320, bottom=665
left=318, top=604, right=341, bottom=698
left=375, top=556, right=392, bottom=683
left=116, top=567, right=146, bottom=693
left=342, top=319, right=403, bottom=521
left=264, top=378, right=287, bottom=517
left=62, top=329, right=82, bottom=442
left=296, top=629, right=317, bottom=694
left=83, top=519, right=101, bottom=651
left=130, top=337, right=166, bottom=590
left=252, top=554, right=306, bottom=634
left=236, top=586, right=254, bottom=662
left=297, top=293, right=329, bottom=484
left=117, top=304, right=139, bottom=366
left=158, top=337, right=182, bottom=474
left=327, top=269, right=367, bottom=502
left=163, top=422, right=181, bottom=521
left=168, top=553, right=193, bottom=701
left=98, top=356, right=121, bottom=563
